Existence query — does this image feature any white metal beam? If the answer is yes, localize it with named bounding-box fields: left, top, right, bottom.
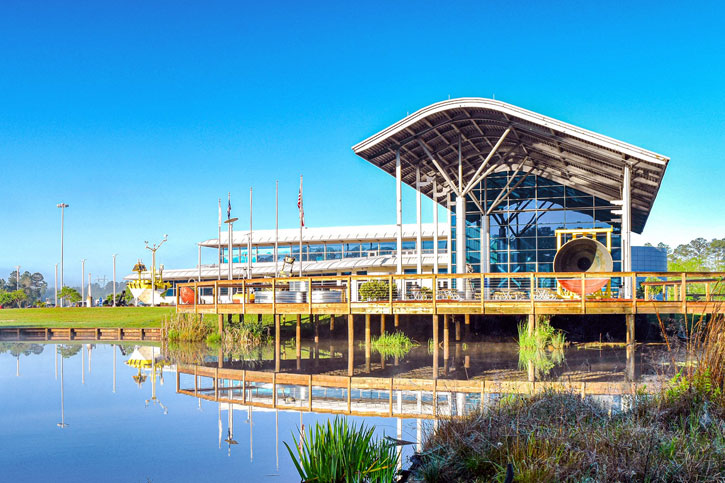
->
left=462, top=128, right=511, bottom=195
left=417, top=139, right=460, bottom=197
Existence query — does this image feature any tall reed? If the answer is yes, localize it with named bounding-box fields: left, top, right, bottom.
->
left=285, top=417, right=398, bottom=482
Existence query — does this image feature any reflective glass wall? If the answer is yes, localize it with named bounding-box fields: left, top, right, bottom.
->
left=452, top=172, right=621, bottom=274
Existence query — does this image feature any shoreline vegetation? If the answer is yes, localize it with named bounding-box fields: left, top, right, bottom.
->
left=0, top=306, right=174, bottom=328
left=410, top=308, right=725, bottom=482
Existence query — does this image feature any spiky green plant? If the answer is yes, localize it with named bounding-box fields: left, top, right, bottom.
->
left=285, top=417, right=398, bottom=483
left=370, top=331, right=418, bottom=358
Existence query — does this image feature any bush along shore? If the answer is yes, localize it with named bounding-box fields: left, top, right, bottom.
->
left=411, top=308, right=725, bottom=482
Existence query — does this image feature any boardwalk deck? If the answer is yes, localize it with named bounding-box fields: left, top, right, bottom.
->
left=0, top=327, right=162, bottom=342
left=176, top=271, right=725, bottom=317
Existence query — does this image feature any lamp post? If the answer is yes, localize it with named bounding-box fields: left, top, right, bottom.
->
left=81, top=259, right=86, bottom=305
left=54, top=264, right=58, bottom=308
left=57, top=203, right=69, bottom=307
left=144, top=235, right=168, bottom=307
left=15, top=265, right=20, bottom=291
left=112, top=254, right=118, bottom=306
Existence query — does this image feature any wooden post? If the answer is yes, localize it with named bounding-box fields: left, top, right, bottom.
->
left=580, top=274, right=586, bottom=314
left=631, top=274, right=637, bottom=313
left=347, top=314, right=354, bottom=377
left=527, top=314, right=536, bottom=337
left=626, top=314, right=635, bottom=347
left=681, top=273, right=687, bottom=314
left=308, top=375, right=313, bottom=411
left=296, top=314, right=302, bottom=370
left=213, top=281, right=218, bottom=313
left=443, top=315, right=449, bottom=375
left=214, top=367, right=219, bottom=400
left=275, top=314, right=281, bottom=373
left=394, top=314, right=399, bottom=328
left=314, top=314, right=319, bottom=344
left=380, top=314, right=386, bottom=336
left=432, top=314, right=439, bottom=380
left=329, top=314, right=335, bottom=332
left=365, top=314, right=371, bottom=372
left=218, top=314, right=224, bottom=336
left=706, top=282, right=712, bottom=302
left=455, top=316, right=461, bottom=342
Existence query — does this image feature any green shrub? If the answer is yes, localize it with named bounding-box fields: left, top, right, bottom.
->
left=285, top=417, right=398, bottom=482
left=359, top=280, right=397, bottom=301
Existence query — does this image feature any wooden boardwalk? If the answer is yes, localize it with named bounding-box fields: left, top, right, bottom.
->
left=0, top=327, right=162, bottom=342
left=176, top=271, right=725, bottom=317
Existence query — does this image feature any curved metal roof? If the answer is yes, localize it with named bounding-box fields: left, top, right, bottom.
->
left=352, top=98, right=669, bottom=233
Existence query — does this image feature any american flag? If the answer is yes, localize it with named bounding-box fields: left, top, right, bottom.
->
left=227, top=192, right=231, bottom=220
left=297, top=176, right=304, bottom=227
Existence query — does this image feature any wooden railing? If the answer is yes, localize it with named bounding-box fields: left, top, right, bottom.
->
left=175, top=272, right=725, bottom=316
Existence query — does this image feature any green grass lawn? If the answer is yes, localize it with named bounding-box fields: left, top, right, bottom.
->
left=0, top=307, right=174, bottom=328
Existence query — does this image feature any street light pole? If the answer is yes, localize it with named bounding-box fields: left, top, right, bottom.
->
left=15, top=265, right=20, bottom=291
left=57, top=203, right=69, bottom=307
left=54, top=264, right=58, bottom=307
left=145, top=235, right=168, bottom=307
left=112, top=254, right=118, bottom=307
left=81, top=259, right=86, bottom=305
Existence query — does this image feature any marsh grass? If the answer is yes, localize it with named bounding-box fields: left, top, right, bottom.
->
left=163, top=313, right=213, bottom=342
left=369, top=331, right=418, bottom=358
left=285, top=417, right=398, bottom=483
left=420, top=300, right=725, bottom=482
left=417, top=390, right=725, bottom=482
left=516, top=316, right=566, bottom=377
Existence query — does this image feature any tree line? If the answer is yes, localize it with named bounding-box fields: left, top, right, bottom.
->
left=646, top=237, right=725, bottom=271
left=0, top=271, right=48, bottom=308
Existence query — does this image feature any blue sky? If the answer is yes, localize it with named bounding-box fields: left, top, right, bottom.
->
left=1, top=1, right=723, bottom=286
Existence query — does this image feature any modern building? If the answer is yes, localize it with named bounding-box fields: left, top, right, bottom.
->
left=129, top=224, right=449, bottom=283
left=130, top=98, right=670, bottom=299
left=352, top=98, right=669, bottom=295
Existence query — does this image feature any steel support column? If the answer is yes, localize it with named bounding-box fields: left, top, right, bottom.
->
left=433, top=179, right=439, bottom=274
left=396, top=149, right=403, bottom=275
left=622, top=164, right=632, bottom=298
left=456, top=195, right=466, bottom=276
left=416, top=166, right=422, bottom=274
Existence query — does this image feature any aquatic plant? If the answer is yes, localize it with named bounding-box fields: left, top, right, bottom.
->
left=517, top=315, right=565, bottom=351
left=285, top=417, right=398, bottom=483
left=164, top=313, right=213, bottom=342
left=370, top=331, right=418, bottom=358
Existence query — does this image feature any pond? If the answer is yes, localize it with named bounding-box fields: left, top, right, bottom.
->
left=0, top=334, right=677, bottom=482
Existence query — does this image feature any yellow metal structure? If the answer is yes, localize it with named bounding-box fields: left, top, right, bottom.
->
left=555, top=228, right=613, bottom=298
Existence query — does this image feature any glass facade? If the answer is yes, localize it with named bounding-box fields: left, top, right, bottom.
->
left=452, top=171, right=621, bottom=275
left=221, top=239, right=448, bottom=263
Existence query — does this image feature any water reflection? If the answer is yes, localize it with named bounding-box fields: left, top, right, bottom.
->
left=0, top=328, right=682, bottom=481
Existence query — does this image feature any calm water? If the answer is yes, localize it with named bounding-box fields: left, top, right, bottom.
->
left=0, top=335, right=675, bottom=482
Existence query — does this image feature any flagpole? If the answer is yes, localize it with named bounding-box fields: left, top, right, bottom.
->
left=249, top=187, right=253, bottom=279
left=228, top=192, right=233, bottom=281
left=218, top=198, right=222, bottom=281
left=299, top=175, right=303, bottom=277
left=274, top=180, right=279, bottom=277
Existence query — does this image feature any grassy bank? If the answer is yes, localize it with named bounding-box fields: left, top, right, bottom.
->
left=417, top=387, right=725, bottom=482
left=0, top=307, right=174, bottom=328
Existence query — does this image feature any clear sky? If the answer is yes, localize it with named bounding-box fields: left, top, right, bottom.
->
left=1, top=1, right=723, bottom=286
